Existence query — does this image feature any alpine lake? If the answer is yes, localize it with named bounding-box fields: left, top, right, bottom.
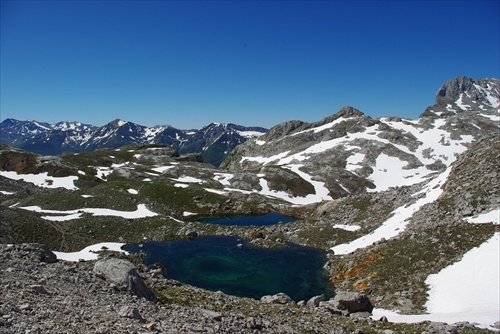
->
left=124, top=213, right=335, bottom=302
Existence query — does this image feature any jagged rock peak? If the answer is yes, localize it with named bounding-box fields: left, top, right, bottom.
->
left=435, top=76, right=500, bottom=107
left=335, top=106, right=366, bottom=118
left=314, top=106, right=368, bottom=127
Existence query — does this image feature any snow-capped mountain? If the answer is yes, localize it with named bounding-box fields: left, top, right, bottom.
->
left=221, top=76, right=499, bottom=200
left=0, top=118, right=267, bottom=167
left=1, top=76, right=499, bottom=330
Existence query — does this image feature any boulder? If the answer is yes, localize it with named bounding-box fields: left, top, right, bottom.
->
left=306, top=294, right=325, bottom=307
left=94, top=258, right=157, bottom=301
left=330, top=291, right=373, bottom=314
left=260, top=293, right=293, bottom=304
left=320, top=291, right=374, bottom=316
left=118, top=306, right=145, bottom=322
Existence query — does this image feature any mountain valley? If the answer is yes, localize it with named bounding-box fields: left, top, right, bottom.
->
left=0, top=76, right=499, bottom=333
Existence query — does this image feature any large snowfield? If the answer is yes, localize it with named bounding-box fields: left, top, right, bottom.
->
left=373, top=228, right=499, bottom=331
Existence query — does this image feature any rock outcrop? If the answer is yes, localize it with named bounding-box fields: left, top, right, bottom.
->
left=94, top=257, right=157, bottom=302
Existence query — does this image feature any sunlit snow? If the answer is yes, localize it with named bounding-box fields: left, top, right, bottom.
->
left=54, top=242, right=128, bottom=262
left=331, top=167, right=450, bottom=255
left=368, top=154, right=429, bottom=191
left=151, top=165, right=175, bottom=173
left=332, top=224, right=361, bottom=231
left=291, top=117, right=347, bottom=136
left=171, top=176, right=205, bottom=184
left=466, top=209, right=500, bottom=225
left=19, top=204, right=158, bottom=220
left=0, top=190, right=15, bottom=195
left=373, top=232, right=500, bottom=331
left=213, top=173, right=234, bottom=186
left=1, top=171, right=78, bottom=190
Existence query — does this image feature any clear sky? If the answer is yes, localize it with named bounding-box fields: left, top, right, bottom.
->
left=1, top=1, right=499, bottom=129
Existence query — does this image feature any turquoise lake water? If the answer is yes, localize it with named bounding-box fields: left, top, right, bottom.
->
left=124, top=236, right=334, bottom=302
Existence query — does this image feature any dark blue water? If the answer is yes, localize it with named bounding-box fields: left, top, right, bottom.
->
left=194, top=212, right=297, bottom=226
left=124, top=236, right=334, bottom=302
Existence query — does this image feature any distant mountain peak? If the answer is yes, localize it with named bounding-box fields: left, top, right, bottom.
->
left=107, top=119, right=127, bottom=128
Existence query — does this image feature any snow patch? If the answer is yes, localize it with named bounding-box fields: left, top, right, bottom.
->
left=374, top=232, right=500, bottom=331
left=171, top=176, right=205, bottom=184
left=214, top=173, right=234, bottom=186
left=236, top=130, right=265, bottom=138
left=20, top=204, right=158, bottom=220
left=151, top=165, right=175, bottom=173
left=368, top=154, right=429, bottom=192
left=465, top=209, right=499, bottom=225
left=54, top=242, right=128, bottom=262
left=1, top=171, right=78, bottom=190
left=332, top=224, right=361, bottom=231
left=332, top=167, right=451, bottom=255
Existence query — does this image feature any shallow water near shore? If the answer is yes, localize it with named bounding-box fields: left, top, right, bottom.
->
left=124, top=236, right=334, bottom=302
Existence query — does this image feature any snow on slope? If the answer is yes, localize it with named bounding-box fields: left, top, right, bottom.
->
left=0, top=171, right=78, bottom=190
left=205, top=165, right=333, bottom=205
left=331, top=167, right=451, bottom=255
left=373, top=231, right=500, bottom=331
left=18, top=204, right=158, bottom=220
left=54, top=242, right=128, bottom=262
left=241, top=117, right=476, bottom=194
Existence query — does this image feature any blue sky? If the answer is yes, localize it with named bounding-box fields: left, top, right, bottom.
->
left=1, top=1, right=499, bottom=129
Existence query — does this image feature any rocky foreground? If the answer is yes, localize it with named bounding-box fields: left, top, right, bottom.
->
left=0, top=244, right=493, bottom=333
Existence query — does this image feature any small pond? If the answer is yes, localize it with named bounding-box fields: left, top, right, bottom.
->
left=124, top=236, right=334, bottom=302
left=193, top=212, right=297, bottom=226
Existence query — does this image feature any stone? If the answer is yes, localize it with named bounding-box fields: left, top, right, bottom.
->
left=118, top=306, right=144, bottom=322
left=201, top=309, right=223, bottom=321
left=306, top=294, right=325, bottom=307
left=330, top=291, right=373, bottom=314
left=29, top=284, right=50, bottom=295
left=94, top=258, right=157, bottom=301
left=147, top=262, right=168, bottom=278
left=260, top=293, right=294, bottom=304
left=185, top=230, right=198, bottom=240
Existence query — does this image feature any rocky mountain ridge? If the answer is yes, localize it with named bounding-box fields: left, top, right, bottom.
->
left=221, top=77, right=499, bottom=200
left=0, top=119, right=267, bottom=167
left=1, top=76, right=499, bottom=332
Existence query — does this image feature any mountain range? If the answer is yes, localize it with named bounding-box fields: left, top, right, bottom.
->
left=0, top=75, right=499, bottom=332
left=0, top=119, right=267, bottom=167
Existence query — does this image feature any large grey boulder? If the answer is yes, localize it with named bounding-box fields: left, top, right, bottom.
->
left=331, top=291, right=373, bottom=314
left=260, top=293, right=294, bottom=304
left=94, top=258, right=157, bottom=301
left=320, top=291, right=373, bottom=316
